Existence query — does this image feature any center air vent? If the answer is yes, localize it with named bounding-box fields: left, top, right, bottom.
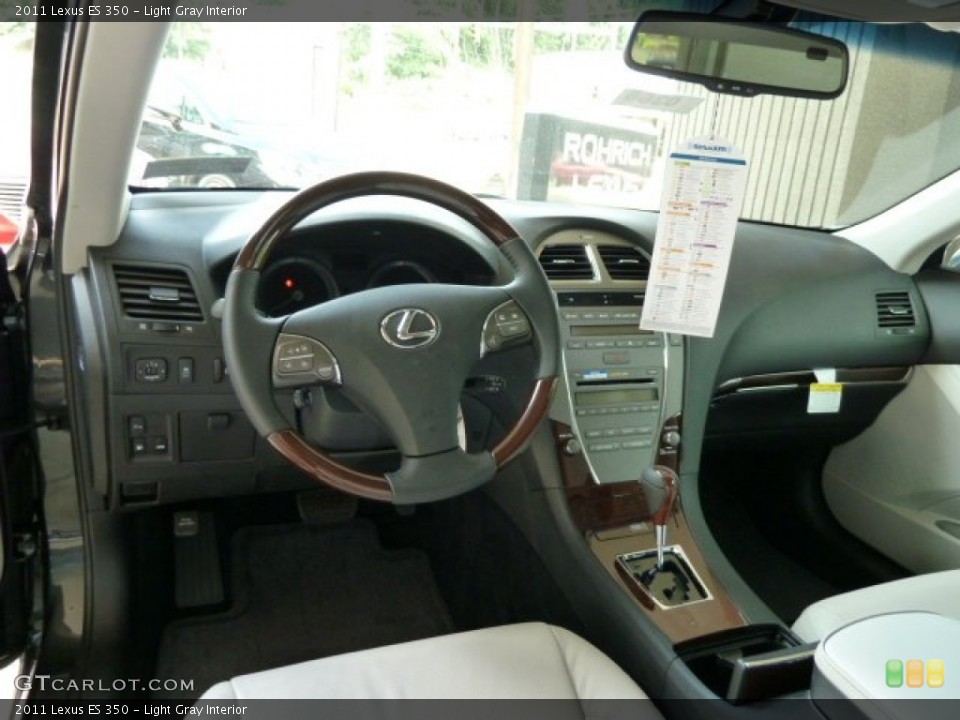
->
left=875, top=291, right=915, bottom=330
left=537, top=244, right=595, bottom=281
left=597, top=245, right=650, bottom=281
left=114, top=264, right=204, bottom=322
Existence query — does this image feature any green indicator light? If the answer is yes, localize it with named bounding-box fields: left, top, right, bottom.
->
left=886, top=659, right=904, bottom=688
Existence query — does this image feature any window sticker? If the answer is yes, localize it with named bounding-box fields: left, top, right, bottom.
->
left=640, top=138, right=749, bottom=338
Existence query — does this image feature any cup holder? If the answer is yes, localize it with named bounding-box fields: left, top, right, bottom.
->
left=676, top=624, right=817, bottom=703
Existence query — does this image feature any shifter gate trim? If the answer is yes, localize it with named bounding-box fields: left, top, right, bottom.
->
left=616, top=545, right=714, bottom=611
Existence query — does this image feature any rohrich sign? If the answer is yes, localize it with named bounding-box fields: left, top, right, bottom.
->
left=518, top=113, right=659, bottom=201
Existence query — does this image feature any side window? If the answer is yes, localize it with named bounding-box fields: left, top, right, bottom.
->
left=0, top=23, right=35, bottom=254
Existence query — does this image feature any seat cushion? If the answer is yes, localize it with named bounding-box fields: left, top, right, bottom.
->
left=200, top=622, right=651, bottom=700
left=792, top=569, right=960, bottom=642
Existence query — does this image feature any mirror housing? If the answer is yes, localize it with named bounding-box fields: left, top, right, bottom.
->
left=624, top=11, right=849, bottom=100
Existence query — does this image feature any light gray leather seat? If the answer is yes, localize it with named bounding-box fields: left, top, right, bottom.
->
left=792, top=569, right=960, bottom=642
left=200, top=622, right=655, bottom=702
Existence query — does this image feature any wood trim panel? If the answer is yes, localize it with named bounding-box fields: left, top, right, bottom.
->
left=713, top=367, right=911, bottom=397
left=554, top=420, right=747, bottom=643
left=590, top=518, right=747, bottom=643
left=555, top=420, right=652, bottom=531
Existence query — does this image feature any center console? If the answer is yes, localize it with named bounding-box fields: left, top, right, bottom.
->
left=542, top=231, right=822, bottom=708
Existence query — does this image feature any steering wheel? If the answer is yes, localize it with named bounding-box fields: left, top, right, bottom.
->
left=223, top=172, right=559, bottom=504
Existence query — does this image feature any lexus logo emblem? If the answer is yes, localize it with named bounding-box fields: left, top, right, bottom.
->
left=380, top=308, right=440, bottom=349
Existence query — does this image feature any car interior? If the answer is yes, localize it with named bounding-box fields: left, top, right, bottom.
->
left=5, top=0, right=960, bottom=715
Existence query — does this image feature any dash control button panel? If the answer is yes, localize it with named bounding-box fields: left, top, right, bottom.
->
left=273, top=334, right=341, bottom=388
left=483, top=301, right=532, bottom=353
left=135, top=358, right=168, bottom=383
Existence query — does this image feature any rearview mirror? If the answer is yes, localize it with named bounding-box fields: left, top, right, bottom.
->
left=624, top=11, right=849, bottom=99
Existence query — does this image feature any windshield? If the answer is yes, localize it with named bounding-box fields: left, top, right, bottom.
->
left=133, top=20, right=960, bottom=230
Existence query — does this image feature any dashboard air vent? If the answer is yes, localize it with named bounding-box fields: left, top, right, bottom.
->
left=875, top=291, right=915, bottom=329
left=114, top=264, right=204, bottom=322
left=538, top=244, right=595, bottom=281
left=597, top=245, right=650, bottom=281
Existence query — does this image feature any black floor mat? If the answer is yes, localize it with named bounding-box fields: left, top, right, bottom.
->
left=154, top=519, right=454, bottom=698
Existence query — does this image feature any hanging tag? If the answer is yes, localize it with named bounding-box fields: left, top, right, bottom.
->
left=640, top=138, right=749, bottom=338
left=809, top=368, right=843, bottom=414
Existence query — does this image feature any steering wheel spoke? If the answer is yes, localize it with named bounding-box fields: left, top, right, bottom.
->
left=282, top=283, right=509, bottom=457
left=387, top=449, right=497, bottom=506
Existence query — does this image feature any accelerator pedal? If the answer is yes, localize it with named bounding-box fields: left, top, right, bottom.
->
left=173, top=510, right=224, bottom=609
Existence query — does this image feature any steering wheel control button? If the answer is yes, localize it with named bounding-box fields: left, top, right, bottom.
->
left=273, top=334, right=341, bottom=388
left=380, top=308, right=440, bottom=349
left=499, top=321, right=528, bottom=339
left=482, top=301, right=532, bottom=354
left=279, top=357, right=314, bottom=374
left=135, top=358, right=168, bottom=383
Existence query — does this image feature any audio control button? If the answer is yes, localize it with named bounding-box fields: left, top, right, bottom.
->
left=603, top=352, right=630, bottom=365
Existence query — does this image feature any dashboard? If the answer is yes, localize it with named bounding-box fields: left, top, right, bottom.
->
left=72, top=189, right=932, bottom=508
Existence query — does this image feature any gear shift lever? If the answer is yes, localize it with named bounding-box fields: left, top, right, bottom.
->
left=640, top=465, right=679, bottom=569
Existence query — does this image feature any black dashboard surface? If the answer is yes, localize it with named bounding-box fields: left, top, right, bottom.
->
left=80, top=189, right=930, bottom=507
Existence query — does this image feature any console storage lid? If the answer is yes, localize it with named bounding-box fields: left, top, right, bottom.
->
left=813, top=611, right=960, bottom=714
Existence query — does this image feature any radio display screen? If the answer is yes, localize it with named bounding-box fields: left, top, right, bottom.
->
left=576, top=388, right=659, bottom=406
left=571, top=325, right=653, bottom=337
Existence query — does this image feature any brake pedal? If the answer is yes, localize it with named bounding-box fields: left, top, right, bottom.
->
left=296, top=487, right=358, bottom=524
left=173, top=511, right=224, bottom=609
